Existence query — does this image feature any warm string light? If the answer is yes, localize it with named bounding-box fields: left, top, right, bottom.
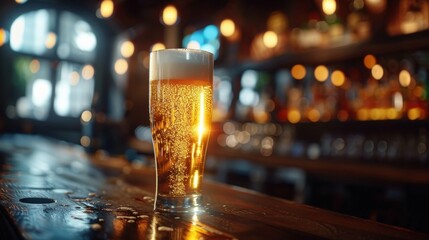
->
left=0, top=28, right=7, bottom=47
left=81, top=110, right=93, bottom=123
left=29, top=59, right=40, bottom=73
left=220, top=19, right=235, bottom=38
left=114, top=59, right=128, bottom=75
left=82, top=65, right=95, bottom=80
left=120, top=41, right=135, bottom=58
left=99, top=0, right=114, bottom=18
left=314, top=65, right=329, bottom=82
left=331, top=70, right=345, bottom=87
left=371, top=64, right=384, bottom=80
left=161, top=5, right=178, bottom=26
left=399, top=70, right=411, bottom=87
left=151, top=42, right=165, bottom=51
left=45, top=32, right=57, bottom=49
left=363, top=54, right=376, bottom=69
left=322, top=0, right=337, bottom=15
left=262, top=31, right=278, bottom=48
left=291, top=64, right=306, bottom=80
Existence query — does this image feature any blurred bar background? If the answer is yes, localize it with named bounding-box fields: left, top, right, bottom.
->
left=0, top=0, right=428, bottom=233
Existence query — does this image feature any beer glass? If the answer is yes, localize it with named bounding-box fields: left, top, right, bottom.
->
left=149, top=49, right=213, bottom=213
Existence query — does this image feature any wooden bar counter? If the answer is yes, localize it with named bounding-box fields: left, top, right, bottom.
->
left=0, top=134, right=427, bottom=240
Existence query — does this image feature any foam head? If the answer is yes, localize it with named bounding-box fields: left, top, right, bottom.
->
left=150, top=49, right=213, bottom=81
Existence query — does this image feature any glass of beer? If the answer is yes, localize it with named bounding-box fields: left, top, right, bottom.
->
left=149, top=49, right=213, bottom=213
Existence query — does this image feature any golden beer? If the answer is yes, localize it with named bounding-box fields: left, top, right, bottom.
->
left=149, top=49, right=213, bottom=213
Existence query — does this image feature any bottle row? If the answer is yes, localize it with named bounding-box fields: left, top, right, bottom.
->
left=213, top=51, right=429, bottom=124
left=214, top=121, right=428, bottom=164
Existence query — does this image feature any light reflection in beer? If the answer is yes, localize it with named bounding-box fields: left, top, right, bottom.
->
left=198, top=91, right=205, bottom=146
left=185, top=213, right=200, bottom=240
left=150, top=215, right=158, bottom=240
left=190, top=91, right=207, bottom=190
left=137, top=217, right=150, bottom=238
left=113, top=218, right=126, bottom=240
left=193, top=170, right=199, bottom=189
left=192, top=213, right=199, bottom=224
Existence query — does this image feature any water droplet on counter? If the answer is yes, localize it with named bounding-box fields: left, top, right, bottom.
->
left=52, top=189, right=73, bottom=194
left=91, top=223, right=102, bottom=231
left=72, top=197, right=92, bottom=202
left=117, top=206, right=135, bottom=211
left=116, top=216, right=137, bottom=220
left=143, top=196, right=154, bottom=202
left=158, top=226, right=174, bottom=232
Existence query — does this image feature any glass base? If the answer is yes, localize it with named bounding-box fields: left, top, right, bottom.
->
left=154, top=194, right=204, bottom=214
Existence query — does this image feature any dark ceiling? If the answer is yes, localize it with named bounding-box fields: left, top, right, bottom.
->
left=0, top=0, right=360, bottom=54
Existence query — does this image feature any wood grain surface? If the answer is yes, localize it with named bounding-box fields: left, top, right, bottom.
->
left=0, top=134, right=428, bottom=240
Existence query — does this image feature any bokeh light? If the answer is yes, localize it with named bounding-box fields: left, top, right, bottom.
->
left=314, top=65, right=329, bottom=82
left=120, top=41, right=135, bottom=58
left=220, top=19, right=235, bottom=38
left=114, top=59, right=128, bottom=75
left=399, top=69, right=411, bottom=87
left=81, top=110, right=92, bottom=123
left=100, top=0, right=114, bottom=18
left=162, top=5, right=178, bottom=26
left=288, top=109, right=301, bottom=123
left=0, top=28, right=8, bottom=47
left=45, top=32, right=57, bottom=49
left=29, top=59, right=40, bottom=73
left=371, top=64, right=384, bottom=80
left=262, top=31, right=278, bottom=48
left=331, top=70, right=345, bottom=87
left=82, top=65, right=94, bottom=80
left=291, top=64, right=306, bottom=80
left=322, top=0, right=337, bottom=15
left=363, top=54, right=376, bottom=69
left=151, top=43, right=166, bottom=51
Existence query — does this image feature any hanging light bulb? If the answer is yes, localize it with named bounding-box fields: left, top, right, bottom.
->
left=114, top=59, right=128, bottom=75
left=331, top=70, right=345, bottom=87
left=151, top=42, right=166, bottom=51
left=365, top=0, right=386, bottom=14
left=45, top=32, right=57, bottom=49
left=322, top=0, right=337, bottom=15
left=262, top=31, right=278, bottom=48
left=0, top=28, right=7, bottom=47
left=100, top=0, right=114, bottom=18
left=220, top=19, right=235, bottom=38
left=120, top=41, right=135, bottom=58
left=162, top=5, right=178, bottom=26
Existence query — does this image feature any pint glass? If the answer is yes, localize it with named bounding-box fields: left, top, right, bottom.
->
left=149, top=49, right=213, bottom=213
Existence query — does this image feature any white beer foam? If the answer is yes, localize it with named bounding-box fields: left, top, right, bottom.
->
left=150, top=49, right=213, bottom=81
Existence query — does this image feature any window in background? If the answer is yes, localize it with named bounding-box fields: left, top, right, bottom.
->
left=13, top=58, right=52, bottom=120
left=9, top=9, right=97, bottom=121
